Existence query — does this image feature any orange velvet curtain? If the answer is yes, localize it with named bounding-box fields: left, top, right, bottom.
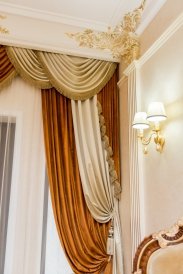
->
left=42, top=88, right=112, bottom=274
left=0, top=45, right=16, bottom=88
left=97, top=68, right=120, bottom=179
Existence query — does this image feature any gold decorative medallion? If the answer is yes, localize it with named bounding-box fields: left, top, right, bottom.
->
left=66, top=0, right=146, bottom=63
left=0, top=15, right=9, bottom=34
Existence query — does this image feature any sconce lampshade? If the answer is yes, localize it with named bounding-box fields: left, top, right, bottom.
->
left=147, top=102, right=167, bottom=122
left=132, top=112, right=149, bottom=129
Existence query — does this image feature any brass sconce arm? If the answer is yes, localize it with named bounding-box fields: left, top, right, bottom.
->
left=132, top=102, right=167, bottom=154
left=138, top=129, right=165, bottom=154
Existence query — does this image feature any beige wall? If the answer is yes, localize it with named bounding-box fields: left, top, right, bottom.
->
left=139, top=24, right=183, bottom=235
left=119, top=1, right=183, bottom=273
left=141, top=0, right=183, bottom=55
left=118, top=77, right=132, bottom=274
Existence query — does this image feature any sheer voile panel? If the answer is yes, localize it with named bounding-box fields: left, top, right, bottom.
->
left=0, top=117, right=15, bottom=274
left=41, top=88, right=112, bottom=274
left=0, top=77, right=46, bottom=274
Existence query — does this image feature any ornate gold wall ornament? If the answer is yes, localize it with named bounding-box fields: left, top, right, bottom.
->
left=0, top=14, right=9, bottom=34
left=66, top=0, right=146, bottom=63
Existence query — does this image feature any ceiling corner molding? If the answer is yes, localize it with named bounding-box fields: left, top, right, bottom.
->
left=123, top=12, right=183, bottom=74
left=66, top=0, right=146, bottom=64
left=0, top=0, right=171, bottom=62
left=136, top=0, right=167, bottom=34
left=138, top=12, right=183, bottom=67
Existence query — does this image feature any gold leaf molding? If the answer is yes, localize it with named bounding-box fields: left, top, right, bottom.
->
left=66, top=0, right=146, bottom=64
left=0, top=14, right=9, bottom=34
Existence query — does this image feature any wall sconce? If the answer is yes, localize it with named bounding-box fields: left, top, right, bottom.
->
left=132, top=102, right=167, bottom=154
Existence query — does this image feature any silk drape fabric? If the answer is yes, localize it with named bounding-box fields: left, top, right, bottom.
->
left=0, top=43, right=121, bottom=273
left=41, top=88, right=112, bottom=274
left=6, top=46, right=117, bottom=100
left=71, top=89, right=123, bottom=273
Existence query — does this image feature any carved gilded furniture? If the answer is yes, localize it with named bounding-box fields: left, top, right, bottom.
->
left=133, top=218, right=183, bottom=274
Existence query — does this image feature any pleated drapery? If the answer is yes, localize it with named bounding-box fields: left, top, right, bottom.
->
left=6, top=47, right=51, bottom=89
left=71, top=69, right=121, bottom=219
left=97, top=69, right=120, bottom=185
left=71, top=69, right=123, bottom=273
left=72, top=96, right=114, bottom=222
left=6, top=46, right=117, bottom=100
left=0, top=43, right=122, bottom=273
left=42, top=88, right=113, bottom=274
left=0, top=46, right=17, bottom=90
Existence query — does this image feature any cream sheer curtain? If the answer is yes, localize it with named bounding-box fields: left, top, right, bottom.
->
left=0, top=76, right=46, bottom=274
left=6, top=46, right=117, bottom=100
left=0, top=116, right=15, bottom=273
left=71, top=95, right=123, bottom=274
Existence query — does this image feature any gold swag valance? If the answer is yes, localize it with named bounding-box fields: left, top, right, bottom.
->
left=5, top=46, right=117, bottom=100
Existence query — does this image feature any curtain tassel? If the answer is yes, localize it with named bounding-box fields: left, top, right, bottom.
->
left=107, top=220, right=114, bottom=255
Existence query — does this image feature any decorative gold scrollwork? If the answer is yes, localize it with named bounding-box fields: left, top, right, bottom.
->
left=66, top=0, right=146, bottom=64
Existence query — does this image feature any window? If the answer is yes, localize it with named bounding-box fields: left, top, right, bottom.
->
left=0, top=116, right=16, bottom=274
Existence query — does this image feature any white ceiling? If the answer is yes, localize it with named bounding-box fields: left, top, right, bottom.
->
left=0, top=0, right=167, bottom=61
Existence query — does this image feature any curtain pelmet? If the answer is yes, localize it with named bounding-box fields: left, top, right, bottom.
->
left=41, top=88, right=112, bottom=274
left=5, top=45, right=117, bottom=100
left=38, top=52, right=117, bottom=100
left=6, top=46, right=52, bottom=89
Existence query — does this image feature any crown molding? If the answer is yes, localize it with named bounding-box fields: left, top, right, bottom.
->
left=0, top=1, right=108, bottom=31
left=0, top=0, right=172, bottom=63
left=136, top=0, right=167, bottom=34
left=0, top=34, right=119, bottom=62
left=138, top=12, right=183, bottom=67
left=123, top=12, right=183, bottom=75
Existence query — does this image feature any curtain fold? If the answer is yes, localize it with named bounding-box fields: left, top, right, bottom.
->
left=97, top=69, right=120, bottom=183
left=38, top=52, right=117, bottom=100
left=6, top=47, right=52, bottom=89
left=71, top=70, right=123, bottom=274
left=0, top=46, right=17, bottom=90
left=42, top=88, right=112, bottom=274
left=5, top=46, right=117, bottom=100
left=71, top=96, right=123, bottom=274
left=71, top=96, right=114, bottom=222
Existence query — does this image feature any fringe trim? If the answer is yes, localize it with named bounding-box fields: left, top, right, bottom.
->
left=0, top=70, right=17, bottom=90
left=37, top=51, right=117, bottom=101
left=4, top=46, right=117, bottom=100
left=97, top=100, right=121, bottom=200
left=5, top=46, right=52, bottom=90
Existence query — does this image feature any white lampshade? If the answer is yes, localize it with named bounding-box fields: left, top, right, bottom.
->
left=132, top=112, right=149, bottom=129
left=147, top=102, right=167, bottom=122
